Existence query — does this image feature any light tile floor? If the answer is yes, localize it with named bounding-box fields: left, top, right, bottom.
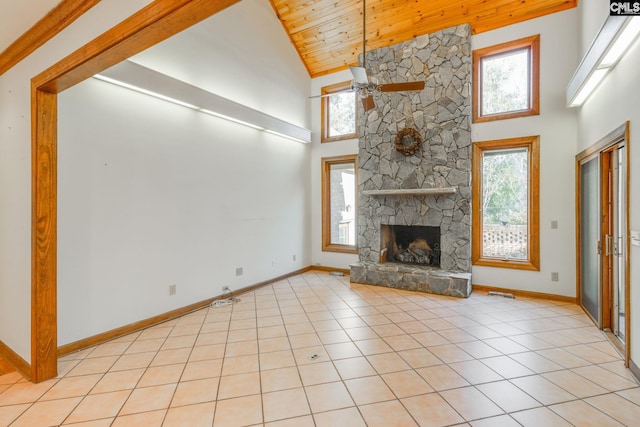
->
left=1, top=271, right=639, bottom=426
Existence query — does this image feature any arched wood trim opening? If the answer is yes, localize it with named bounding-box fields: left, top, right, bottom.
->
left=30, top=0, right=240, bottom=383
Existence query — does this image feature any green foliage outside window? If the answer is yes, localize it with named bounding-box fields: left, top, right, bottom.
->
left=481, top=148, right=529, bottom=226
left=481, top=49, right=529, bottom=115
left=328, top=92, right=356, bottom=138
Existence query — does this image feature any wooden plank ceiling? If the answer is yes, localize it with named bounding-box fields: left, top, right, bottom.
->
left=268, top=0, right=577, bottom=77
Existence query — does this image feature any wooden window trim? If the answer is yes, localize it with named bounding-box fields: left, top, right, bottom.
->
left=472, top=34, right=540, bottom=123
left=472, top=136, right=540, bottom=271
left=322, top=155, right=358, bottom=253
left=321, top=81, right=357, bottom=143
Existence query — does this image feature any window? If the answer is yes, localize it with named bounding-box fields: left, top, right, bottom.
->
left=322, top=155, right=358, bottom=253
left=472, top=136, right=539, bottom=270
left=473, top=35, right=540, bottom=123
left=321, top=81, right=357, bottom=142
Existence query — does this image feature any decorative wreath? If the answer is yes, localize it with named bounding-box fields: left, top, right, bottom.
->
left=394, top=127, right=422, bottom=156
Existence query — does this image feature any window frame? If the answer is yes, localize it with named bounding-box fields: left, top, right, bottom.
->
left=321, top=81, right=357, bottom=143
left=472, top=34, right=540, bottom=123
left=322, top=154, right=358, bottom=253
left=472, top=136, right=540, bottom=271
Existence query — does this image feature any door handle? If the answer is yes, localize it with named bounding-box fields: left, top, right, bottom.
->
left=605, top=235, right=613, bottom=257
left=614, top=237, right=622, bottom=257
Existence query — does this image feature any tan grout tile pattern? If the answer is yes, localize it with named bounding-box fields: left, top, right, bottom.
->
left=1, top=271, right=639, bottom=426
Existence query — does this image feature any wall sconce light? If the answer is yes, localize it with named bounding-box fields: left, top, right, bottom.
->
left=94, top=60, right=311, bottom=143
left=567, top=16, right=640, bottom=107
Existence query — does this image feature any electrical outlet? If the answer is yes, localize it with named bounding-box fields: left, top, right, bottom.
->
left=169, top=284, right=176, bottom=295
left=236, top=267, right=243, bottom=276
left=292, top=254, right=296, bottom=262
left=272, top=259, right=277, bottom=267
left=551, top=272, right=559, bottom=282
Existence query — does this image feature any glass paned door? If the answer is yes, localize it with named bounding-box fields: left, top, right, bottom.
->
left=580, top=156, right=600, bottom=324
left=576, top=123, right=629, bottom=362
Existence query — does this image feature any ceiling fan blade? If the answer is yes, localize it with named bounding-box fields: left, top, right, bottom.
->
left=362, top=95, right=375, bottom=111
left=379, top=81, right=425, bottom=92
left=350, top=66, right=369, bottom=84
left=309, top=88, right=354, bottom=99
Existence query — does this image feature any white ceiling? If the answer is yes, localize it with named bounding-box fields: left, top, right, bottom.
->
left=0, top=0, right=62, bottom=52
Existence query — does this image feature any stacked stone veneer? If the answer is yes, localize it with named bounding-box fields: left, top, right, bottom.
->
left=350, top=24, right=472, bottom=297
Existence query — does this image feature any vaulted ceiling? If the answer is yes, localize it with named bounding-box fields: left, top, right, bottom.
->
left=268, top=0, right=578, bottom=77
left=0, top=0, right=579, bottom=80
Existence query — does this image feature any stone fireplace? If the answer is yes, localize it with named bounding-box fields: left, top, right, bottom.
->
left=350, top=24, right=472, bottom=298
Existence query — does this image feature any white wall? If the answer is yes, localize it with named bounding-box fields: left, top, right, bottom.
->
left=309, top=70, right=360, bottom=270
left=575, top=2, right=640, bottom=367
left=0, top=0, right=311, bottom=357
left=471, top=9, right=579, bottom=297
left=0, top=0, right=155, bottom=364
left=56, top=0, right=310, bottom=345
left=578, top=0, right=609, bottom=57
left=128, top=0, right=309, bottom=130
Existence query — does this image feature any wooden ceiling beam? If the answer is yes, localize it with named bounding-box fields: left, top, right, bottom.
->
left=0, top=0, right=101, bottom=76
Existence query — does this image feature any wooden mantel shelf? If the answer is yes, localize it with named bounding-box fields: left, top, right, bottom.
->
left=363, top=188, right=456, bottom=196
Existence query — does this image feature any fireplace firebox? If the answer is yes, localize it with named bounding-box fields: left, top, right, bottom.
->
left=380, top=225, right=440, bottom=268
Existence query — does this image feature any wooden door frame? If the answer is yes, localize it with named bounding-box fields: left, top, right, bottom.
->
left=600, top=148, right=613, bottom=332
left=30, top=0, right=240, bottom=383
left=575, top=121, right=631, bottom=366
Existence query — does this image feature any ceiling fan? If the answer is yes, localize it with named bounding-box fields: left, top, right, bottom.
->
left=314, top=0, right=425, bottom=111
left=349, top=65, right=425, bottom=112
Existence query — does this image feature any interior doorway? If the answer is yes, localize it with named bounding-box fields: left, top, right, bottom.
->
left=576, top=122, right=630, bottom=364
left=29, top=0, right=240, bottom=382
